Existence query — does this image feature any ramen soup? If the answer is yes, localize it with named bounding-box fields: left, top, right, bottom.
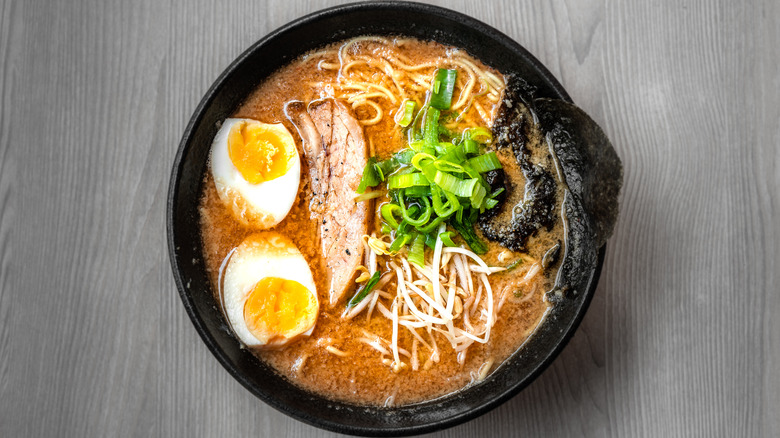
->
left=199, top=37, right=568, bottom=406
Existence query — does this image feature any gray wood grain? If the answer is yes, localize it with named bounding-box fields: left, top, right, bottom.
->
left=1, top=0, right=777, bottom=436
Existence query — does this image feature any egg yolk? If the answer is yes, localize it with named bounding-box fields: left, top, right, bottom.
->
left=244, top=277, right=316, bottom=339
left=228, top=121, right=295, bottom=184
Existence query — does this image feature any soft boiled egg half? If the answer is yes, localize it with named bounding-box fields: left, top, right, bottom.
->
left=211, top=118, right=300, bottom=228
left=221, top=232, right=318, bottom=348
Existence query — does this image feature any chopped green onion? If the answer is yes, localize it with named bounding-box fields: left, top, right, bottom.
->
left=440, top=143, right=468, bottom=164
left=408, top=108, right=426, bottom=142
left=421, top=146, right=437, bottom=156
left=356, top=157, right=380, bottom=194
left=460, top=162, right=482, bottom=181
left=404, top=186, right=431, bottom=198
left=411, top=152, right=436, bottom=171
left=462, top=139, right=479, bottom=155
left=434, top=142, right=453, bottom=155
left=424, top=232, right=438, bottom=250
left=388, top=172, right=428, bottom=189
left=438, top=124, right=458, bottom=139
left=389, top=231, right=414, bottom=253
left=466, top=127, right=493, bottom=143
left=432, top=171, right=460, bottom=193
left=419, top=161, right=436, bottom=182
left=416, top=215, right=447, bottom=234
left=433, top=159, right=465, bottom=173
left=434, top=171, right=479, bottom=198
left=505, top=259, right=524, bottom=271
left=409, top=139, right=425, bottom=152
left=396, top=100, right=416, bottom=127
left=381, top=223, right=392, bottom=235
left=394, top=165, right=418, bottom=177
left=402, top=204, right=419, bottom=221
left=490, top=187, right=505, bottom=198
left=381, top=203, right=402, bottom=229
left=394, top=149, right=416, bottom=165
left=430, top=69, right=457, bottom=110
left=457, top=179, right=481, bottom=198
left=470, top=184, right=487, bottom=209
left=360, top=64, right=504, bottom=256
left=451, top=210, right=488, bottom=254
left=347, top=271, right=382, bottom=308
left=408, top=234, right=425, bottom=268
left=439, top=231, right=457, bottom=247
left=467, top=152, right=503, bottom=173
left=431, top=185, right=459, bottom=217
left=355, top=191, right=383, bottom=202
left=397, top=214, right=414, bottom=234
left=375, top=158, right=399, bottom=181
left=399, top=192, right=432, bottom=227
left=423, top=107, right=440, bottom=147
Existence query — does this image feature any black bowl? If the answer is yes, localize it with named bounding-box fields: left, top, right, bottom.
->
left=167, top=1, right=608, bottom=435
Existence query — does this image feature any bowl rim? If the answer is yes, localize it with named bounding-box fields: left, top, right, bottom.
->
left=167, top=1, right=603, bottom=435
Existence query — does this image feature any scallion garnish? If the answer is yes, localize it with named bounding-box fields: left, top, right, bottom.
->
left=465, top=127, right=493, bottom=143
left=389, top=231, right=414, bottom=253
left=396, top=100, right=417, bottom=127
left=388, top=172, right=428, bottom=189
left=394, top=149, right=416, bottom=165
left=430, top=69, right=457, bottom=110
left=354, top=65, right=505, bottom=259
left=467, top=152, right=502, bottom=173
left=347, top=271, right=383, bottom=308
left=381, top=203, right=402, bottom=229
left=430, top=185, right=459, bottom=217
left=462, top=138, right=480, bottom=154
left=408, top=234, right=426, bottom=267
left=423, top=107, right=440, bottom=146
left=404, top=186, right=431, bottom=198
left=470, top=184, right=487, bottom=209
left=398, top=191, right=432, bottom=227
left=354, top=191, right=383, bottom=202
left=451, top=208, right=488, bottom=254
left=484, top=198, right=499, bottom=209
left=505, top=258, right=524, bottom=271
left=356, top=156, right=381, bottom=194
left=439, top=231, right=457, bottom=247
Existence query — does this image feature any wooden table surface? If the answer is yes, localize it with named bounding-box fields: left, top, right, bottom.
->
left=1, top=0, right=778, bottom=436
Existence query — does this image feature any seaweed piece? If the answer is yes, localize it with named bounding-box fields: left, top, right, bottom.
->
left=479, top=76, right=623, bottom=300
left=534, top=98, right=623, bottom=247
left=533, top=98, right=622, bottom=300
left=478, top=80, right=558, bottom=251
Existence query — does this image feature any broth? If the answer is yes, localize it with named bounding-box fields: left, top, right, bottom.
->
left=199, top=37, right=565, bottom=405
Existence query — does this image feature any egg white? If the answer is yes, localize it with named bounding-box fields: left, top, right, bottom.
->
left=221, top=233, right=318, bottom=348
left=210, top=118, right=300, bottom=228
